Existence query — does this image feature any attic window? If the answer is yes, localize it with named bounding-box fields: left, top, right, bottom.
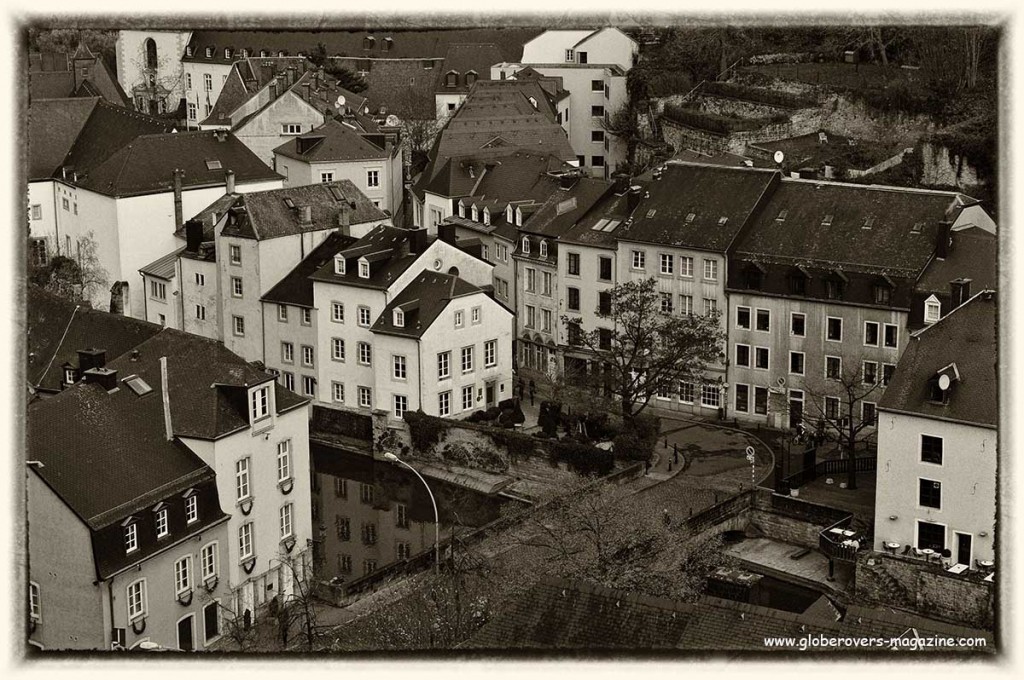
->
left=186, top=46, right=194, bottom=57
left=445, top=71, right=458, bottom=88
left=123, top=375, right=153, bottom=396
left=383, top=37, right=393, bottom=52
left=685, top=213, right=695, bottom=223
left=224, top=48, right=232, bottom=59
left=540, top=240, right=548, bottom=257
left=471, top=205, right=479, bottom=222
left=911, top=222, right=925, bottom=234
left=241, top=48, right=250, bottom=58
left=505, top=205, right=513, bottom=222
left=284, top=198, right=295, bottom=209
left=260, top=50, right=269, bottom=57
left=483, top=209, right=491, bottom=226
left=358, top=259, right=370, bottom=279
left=334, top=255, right=346, bottom=275
left=646, top=209, right=656, bottom=219
left=822, top=214, right=834, bottom=226
left=521, top=237, right=530, bottom=253
left=393, top=309, right=405, bottom=327
left=515, top=209, right=522, bottom=227
left=863, top=216, right=875, bottom=230
left=466, top=71, right=478, bottom=87
left=205, top=47, right=213, bottom=58
left=205, top=159, right=223, bottom=170
left=363, top=36, right=375, bottom=51
left=422, top=59, right=433, bottom=70
left=924, top=294, right=941, bottom=324
left=556, top=197, right=577, bottom=215
left=718, top=216, right=728, bottom=226
left=776, top=210, right=788, bottom=222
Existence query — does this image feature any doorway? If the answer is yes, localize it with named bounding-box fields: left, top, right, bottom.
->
left=955, top=532, right=973, bottom=566
left=485, top=381, right=496, bottom=409
left=788, top=390, right=804, bottom=429
left=177, top=614, right=195, bottom=651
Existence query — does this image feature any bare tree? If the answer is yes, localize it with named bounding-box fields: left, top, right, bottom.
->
left=795, top=353, right=886, bottom=491
left=562, top=277, right=725, bottom=423
left=28, top=231, right=108, bottom=306
left=205, top=593, right=258, bottom=652
left=270, top=552, right=324, bottom=651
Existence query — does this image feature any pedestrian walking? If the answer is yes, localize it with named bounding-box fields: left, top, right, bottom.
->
left=528, top=379, right=536, bottom=406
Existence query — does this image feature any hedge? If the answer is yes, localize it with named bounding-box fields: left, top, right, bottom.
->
left=403, top=410, right=450, bottom=452
left=662, top=104, right=789, bottom=135
left=551, top=441, right=615, bottom=477
left=702, top=81, right=816, bottom=109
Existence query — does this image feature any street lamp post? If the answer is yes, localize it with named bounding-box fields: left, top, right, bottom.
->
left=383, top=452, right=440, bottom=574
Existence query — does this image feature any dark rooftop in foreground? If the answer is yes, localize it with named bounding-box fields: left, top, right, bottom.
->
left=262, top=232, right=359, bottom=308
left=371, top=271, right=484, bottom=339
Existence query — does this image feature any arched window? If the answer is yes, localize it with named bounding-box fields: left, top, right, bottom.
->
left=521, top=236, right=530, bottom=254
left=539, top=240, right=548, bottom=257
left=145, top=38, right=158, bottom=71
left=445, top=71, right=458, bottom=88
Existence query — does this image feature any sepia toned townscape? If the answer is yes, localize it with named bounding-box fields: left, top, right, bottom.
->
left=20, top=18, right=1000, bottom=655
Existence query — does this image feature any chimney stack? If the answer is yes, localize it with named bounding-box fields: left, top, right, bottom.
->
left=299, top=205, right=313, bottom=225
left=77, top=348, right=107, bottom=373
left=936, top=222, right=952, bottom=259
left=185, top=219, right=204, bottom=252
left=409, top=228, right=429, bottom=255
left=172, top=169, right=184, bottom=229
left=83, top=367, right=118, bottom=391
left=337, top=204, right=351, bottom=230
left=269, top=79, right=279, bottom=99
left=439, top=222, right=458, bottom=246
left=627, top=185, right=643, bottom=214
left=950, top=278, right=972, bottom=310
left=287, top=66, right=297, bottom=87
left=225, top=169, right=236, bottom=194
left=559, top=173, right=578, bottom=190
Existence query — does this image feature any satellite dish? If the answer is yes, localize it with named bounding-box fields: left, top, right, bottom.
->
left=777, top=377, right=787, bottom=387
left=363, top=106, right=370, bottom=115
left=938, top=374, right=951, bottom=391
left=773, top=150, right=785, bottom=165
left=335, top=94, right=346, bottom=109
left=385, top=114, right=400, bottom=127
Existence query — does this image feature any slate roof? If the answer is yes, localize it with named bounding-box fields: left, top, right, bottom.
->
left=734, top=179, right=971, bottom=276
left=879, top=290, right=997, bottom=427
left=561, top=189, right=633, bottom=248
left=423, top=150, right=566, bottom=202
left=183, top=28, right=540, bottom=65
left=27, top=97, right=99, bottom=180
left=262, top=232, right=358, bottom=307
left=371, top=271, right=482, bottom=339
left=201, top=56, right=309, bottom=126
left=464, top=577, right=696, bottom=650
left=434, top=43, right=505, bottom=94
left=521, top=177, right=615, bottom=239
left=28, top=49, right=130, bottom=107
left=332, top=58, right=442, bottom=120
left=273, top=118, right=389, bottom=163
left=218, top=181, right=386, bottom=241
left=28, top=377, right=214, bottom=529
left=175, top=192, right=239, bottom=242
left=26, top=286, right=163, bottom=392
left=620, top=163, right=780, bottom=252
left=841, top=605, right=994, bottom=648
left=916, top=227, right=998, bottom=295
left=678, top=596, right=840, bottom=650
left=70, top=130, right=279, bottom=198
left=139, top=247, right=185, bottom=279
left=309, top=224, right=417, bottom=290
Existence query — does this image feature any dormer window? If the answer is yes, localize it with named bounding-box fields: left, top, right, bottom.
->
left=224, top=48, right=232, bottom=59
left=358, top=259, right=370, bottom=279
left=445, top=71, right=459, bottom=88
left=250, top=385, right=270, bottom=423
left=506, top=205, right=514, bottom=223
left=466, top=71, right=478, bottom=87
left=521, top=236, right=530, bottom=254
left=205, top=47, right=213, bottom=58
left=363, top=36, right=375, bottom=51
left=241, top=48, right=250, bottom=58
left=743, top=264, right=763, bottom=291
left=154, top=506, right=169, bottom=539
left=685, top=213, right=695, bottom=223
left=394, top=309, right=405, bottom=328
left=334, top=255, right=346, bottom=275
left=788, top=269, right=808, bottom=295
left=924, top=295, right=941, bottom=324
left=63, top=367, right=77, bottom=385
left=186, top=46, right=194, bottom=57
left=873, top=283, right=892, bottom=305
left=515, top=209, right=523, bottom=227
left=471, top=205, right=479, bottom=222
left=124, top=520, right=138, bottom=553
left=863, top=216, right=876, bottom=230
left=260, top=49, right=268, bottom=57
left=383, top=37, right=393, bottom=52
left=540, top=240, right=548, bottom=258
left=459, top=202, right=467, bottom=218
left=483, top=209, right=491, bottom=226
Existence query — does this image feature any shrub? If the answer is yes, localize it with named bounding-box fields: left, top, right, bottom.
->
left=662, top=104, right=788, bottom=135
left=703, top=81, right=816, bottom=109
left=489, top=429, right=536, bottom=463
left=613, top=433, right=654, bottom=463
left=403, top=410, right=449, bottom=452
left=538, top=400, right=562, bottom=437
left=552, top=441, right=615, bottom=476
left=627, top=412, right=662, bottom=445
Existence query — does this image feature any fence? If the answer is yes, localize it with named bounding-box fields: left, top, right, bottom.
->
left=776, top=452, right=878, bottom=494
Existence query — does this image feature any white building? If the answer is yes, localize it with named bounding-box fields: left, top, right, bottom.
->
left=115, top=30, right=191, bottom=115
left=874, top=291, right=997, bottom=569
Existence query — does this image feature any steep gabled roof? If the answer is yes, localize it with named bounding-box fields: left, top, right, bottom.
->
left=27, top=286, right=163, bottom=392
left=55, top=100, right=175, bottom=180
left=521, top=177, right=615, bottom=239
left=70, top=130, right=280, bottom=198
left=916, top=227, right=998, bottom=296
left=434, top=43, right=505, bottom=94
left=371, top=271, right=483, bottom=339
left=309, top=224, right=417, bottom=290
left=27, top=97, right=99, bottom=180
left=139, top=247, right=185, bottom=280
left=620, top=163, right=780, bottom=252
left=332, top=57, right=442, bottom=120
left=218, top=181, right=386, bottom=240
left=879, top=291, right=997, bottom=427
left=262, top=232, right=359, bottom=307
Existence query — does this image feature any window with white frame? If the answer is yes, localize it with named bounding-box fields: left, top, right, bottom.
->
left=185, top=73, right=192, bottom=89
left=200, top=542, right=217, bottom=580
left=302, top=345, right=314, bottom=367
left=462, top=385, right=474, bottom=410
left=194, top=272, right=205, bottom=286
left=282, top=123, right=302, bottom=134
left=358, top=342, right=372, bottom=365
left=185, top=494, right=198, bottom=524
left=238, top=523, right=254, bottom=560
left=437, top=351, right=451, bottom=379
left=203, top=73, right=212, bottom=91
left=862, top=402, right=877, bottom=426
left=394, top=309, right=405, bottom=327
left=755, top=347, right=769, bottom=370
left=283, top=372, right=294, bottom=391
left=790, top=351, right=805, bottom=375
left=631, top=250, right=645, bottom=270
left=125, top=522, right=138, bottom=553
left=188, top=102, right=197, bottom=120
left=461, top=346, right=474, bottom=373
left=826, top=316, right=843, bottom=341
left=334, top=257, right=346, bottom=275
left=277, top=440, right=291, bottom=482
left=542, top=309, right=552, bottom=332
left=703, top=298, right=717, bottom=316
left=29, top=582, right=41, bottom=623
left=734, top=384, right=750, bottom=412
left=438, top=390, right=451, bottom=416
left=332, top=338, right=345, bottom=361
left=231, top=277, right=243, bottom=298
left=367, top=170, right=380, bottom=188
left=863, top=361, right=878, bottom=385
left=454, top=310, right=465, bottom=328
left=155, top=507, right=169, bottom=538
left=280, top=504, right=294, bottom=539
left=174, top=556, right=192, bottom=595
left=883, top=324, right=899, bottom=349
left=235, top=458, right=251, bottom=501
left=250, top=386, right=269, bottom=422
left=791, top=313, right=806, bottom=337
left=755, top=309, right=770, bottom=332
left=736, top=306, right=751, bottom=329
left=679, top=295, right=693, bottom=315
left=282, top=342, right=294, bottom=363
left=521, top=237, right=530, bottom=253
left=826, top=356, right=842, bottom=380
left=229, top=245, right=241, bottom=265
left=359, top=260, right=370, bottom=278
left=358, top=386, right=372, bottom=408
left=660, top=253, right=674, bottom=275
left=540, top=240, right=548, bottom=258
left=703, top=259, right=718, bottom=281
left=924, top=295, right=941, bottom=324
left=150, top=280, right=167, bottom=300
left=393, top=355, right=407, bottom=380
left=301, top=308, right=311, bottom=325
left=864, top=321, right=880, bottom=346
left=735, top=344, right=750, bottom=367
left=332, top=382, right=345, bottom=403
left=525, top=269, right=536, bottom=293
left=276, top=305, right=288, bottom=323
left=332, top=302, right=345, bottom=322
left=660, top=293, right=674, bottom=314
left=679, top=381, right=696, bottom=404
left=302, top=375, right=315, bottom=397
left=471, top=306, right=481, bottom=324
left=320, top=172, right=334, bottom=183
left=484, top=340, right=497, bottom=367
left=358, top=306, right=371, bottom=327
left=701, top=384, right=720, bottom=408
left=679, top=256, right=693, bottom=277
left=394, top=395, right=408, bottom=419
left=233, top=315, right=245, bottom=336
left=126, top=580, right=146, bottom=621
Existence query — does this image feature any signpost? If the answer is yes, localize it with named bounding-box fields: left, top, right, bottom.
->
left=745, top=446, right=757, bottom=488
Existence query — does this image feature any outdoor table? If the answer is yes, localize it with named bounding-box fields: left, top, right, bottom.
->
left=946, top=563, right=968, bottom=575
left=920, top=549, right=935, bottom=561
left=883, top=542, right=900, bottom=554
left=979, top=560, right=995, bottom=571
